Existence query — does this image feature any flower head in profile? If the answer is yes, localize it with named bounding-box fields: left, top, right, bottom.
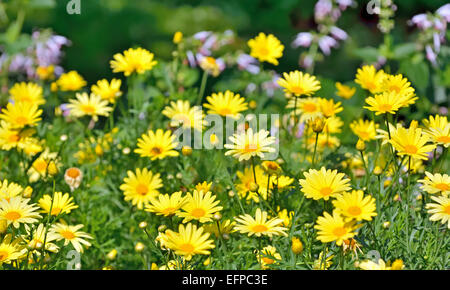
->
left=38, top=192, right=78, bottom=216
left=0, top=102, right=42, bottom=128
left=203, top=219, right=236, bottom=238
left=162, top=100, right=206, bottom=131
left=51, top=223, right=93, bottom=253
left=277, top=71, right=321, bottom=97
left=299, top=167, right=351, bottom=201
left=0, top=234, right=24, bottom=265
left=364, top=91, right=405, bottom=115
left=248, top=33, right=284, bottom=65
left=332, top=190, right=377, bottom=222
left=422, top=115, right=450, bottom=148
left=335, top=82, right=356, bottom=99
left=355, top=65, right=386, bottom=94
left=314, top=211, right=357, bottom=246
left=350, top=119, right=378, bottom=141
left=160, top=223, right=215, bottom=260
left=56, top=71, right=87, bottom=91
left=195, top=181, right=213, bottom=193
left=135, top=129, right=179, bottom=160
left=236, top=165, right=271, bottom=202
left=426, top=195, right=450, bottom=228
left=64, top=167, right=83, bottom=191
left=177, top=190, right=223, bottom=223
left=203, top=91, right=248, bottom=119
left=120, top=168, right=163, bottom=209
left=110, top=47, right=157, bottom=76
left=91, top=79, right=122, bottom=104
left=0, top=196, right=41, bottom=228
left=256, top=245, right=281, bottom=269
left=319, top=98, right=343, bottom=118
left=199, top=56, right=224, bottom=77
left=225, top=128, right=276, bottom=162
left=389, top=126, right=436, bottom=160
left=234, top=208, right=288, bottom=238
left=24, top=223, right=59, bottom=253
left=9, top=82, right=45, bottom=105
left=0, top=179, right=24, bottom=201
left=145, top=191, right=186, bottom=217
left=66, top=93, right=113, bottom=121
left=359, top=259, right=392, bottom=270
left=418, top=172, right=450, bottom=196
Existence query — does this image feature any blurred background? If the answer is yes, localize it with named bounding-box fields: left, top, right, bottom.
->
left=10, top=0, right=450, bottom=83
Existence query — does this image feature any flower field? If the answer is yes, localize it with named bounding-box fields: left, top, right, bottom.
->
left=0, top=0, right=448, bottom=270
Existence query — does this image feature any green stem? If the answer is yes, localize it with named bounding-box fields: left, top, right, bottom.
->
left=197, top=71, right=208, bottom=105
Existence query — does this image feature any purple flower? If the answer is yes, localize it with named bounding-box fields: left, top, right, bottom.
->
left=262, top=74, right=281, bottom=97
left=318, top=35, right=338, bottom=55
left=301, top=55, right=314, bottom=69
left=426, top=45, right=437, bottom=66
left=330, top=26, right=348, bottom=41
left=216, top=58, right=226, bottom=73
left=410, top=14, right=432, bottom=29
left=437, top=4, right=450, bottom=22
left=434, top=18, right=447, bottom=32
left=433, top=33, right=441, bottom=53
left=296, top=123, right=305, bottom=138
left=237, top=54, right=260, bottom=74
left=193, top=31, right=212, bottom=42
left=315, top=0, right=333, bottom=21
left=292, top=32, right=313, bottom=48
left=186, top=50, right=197, bottom=67
left=336, top=0, right=353, bottom=10
left=438, top=106, right=448, bottom=115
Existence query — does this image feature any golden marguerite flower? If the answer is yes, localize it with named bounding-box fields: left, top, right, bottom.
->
left=299, top=167, right=351, bottom=201
left=203, top=91, right=248, bottom=119
left=389, top=126, right=436, bottom=160
left=160, top=223, right=215, bottom=260
left=24, top=223, right=59, bottom=253
left=422, top=115, right=450, bottom=148
left=335, top=82, right=356, bottom=99
left=145, top=191, right=186, bottom=217
left=323, top=116, right=344, bottom=134
left=314, top=211, right=357, bottom=246
left=286, top=97, right=322, bottom=123
left=135, top=129, right=179, bottom=160
left=66, top=92, right=113, bottom=121
left=56, top=71, right=87, bottom=91
left=162, top=100, right=206, bottom=131
left=359, top=259, right=392, bottom=270
left=177, top=190, right=223, bottom=223
left=364, top=91, right=405, bottom=115
left=203, top=219, right=236, bottom=238
left=195, top=181, right=213, bottom=193
left=426, top=195, right=450, bottom=228
left=332, top=190, right=377, bottom=222
left=225, top=128, right=276, bottom=162
left=0, top=102, right=42, bottom=128
left=36, top=65, right=55, bottom=80
left=120, top=168, right=163, bottom=209
left=350, top=119, right=378, bottom=141
left=91, top=79, right=123, bottom=103
left=355, top=65, right=386, bottom=94
left=51, top=223, right=93, bottom=253
left=256, top=245, right=281, bottom=269
left=319, top=98, right=343, bottom=118
left=419, top=172, right=450, bottom=196
left=0, top=196, right=41, bottom=228
left=199, top=56, right=221, bottom=77
left=236, top=165, right=271, bottom=202
left=382, top=74, right=417, bottom=107
left=277, top=70, right=321, bottom=97
left=248, top=32, right=284, bottom=65
left=0, top=179, right=23, bottom=201
left=9, top=82, right=45, bottom=105
left=38, top=192, right=78, bottom=216
left=0, top=234, right=23, bottom=265
left=110, top=47, right=157, bottom=76
left=234, top=208, right=288, bottom=238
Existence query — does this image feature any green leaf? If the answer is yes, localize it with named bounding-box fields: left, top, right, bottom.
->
left=392, top=43, right=417, bottom=60
left=399, top=59, right=430, bottom=91
left=352, top=47, right=380, bottom=63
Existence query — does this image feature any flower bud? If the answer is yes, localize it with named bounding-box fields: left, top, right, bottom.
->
left=182, top=146, right=192, bottom=156
left=158, top=225, right=167, bottom=232
left=139, top=221, right=148, bottom=229
left=310, top=117, right=325, bottom=133
left=291, top=237, right=303, bottom=254
left=23, top=186, right=33, bottom=198
left=107, top=249, right=118, bottom=260
left=249, top=182, right=259, bottom=192
left=383, top=221, right=390, bottom=228
left=391, top=259, right=404, bottom=270
left=373, top=166, right=383, bottom=175
left=47, top=161, right=59, bottom=176
left=356, top=139, right=366, bottom=151
left=213, top=213, right=222, bottom=221
left=135, top=242, right=145, bottom=252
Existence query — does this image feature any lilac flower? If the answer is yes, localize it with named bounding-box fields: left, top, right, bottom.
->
left=433, top=33, right=441, bottom=53
left=434, top=18, right=447, bottom=32
left=35, top=34, right=70, bottom=67
left=315, top=0, right=333, bottom=21
left=186, top=50, right=197, bottom=67
left=425, top=45, right=437, bottom=66
left=318, top=35, right=338, bottom=55
left=237, top=54, right=260, bottom=74
left=292, top=32, right=313, bottom=48
left=262, top=74, right=281, bottom=97
left=296, top=122, right=305, bottom=139
left=437, top=4, right=450, bottom=22
left=330, top=26, right=348, bottom=41
left=336, top=0, right=353, bottom=10
left=193, top=31, right=212, bottom=42
left=216, top=58, right=226, bottom=73
left=203, top=34, right=218, bottom=51
left=438, top=106, right=448, bottom=115
left=410, top=14, right=432, bottom=29
left=60, top=104, right=71, bottom=117
left=301, top=55, right=314, bottom=69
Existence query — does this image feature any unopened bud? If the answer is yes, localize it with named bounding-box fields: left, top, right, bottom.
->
left=213, top=213, right=222, bottom=221
left=373, top=166, right=383, bottom=175
left=291, top=237, right=303, bottom=254
left=158, top=225, right=167, bottom=232
left=135, top=242, right=145, bottom=252
left=249, top=182, right=259, bottom=192
left=182, top=146, right=192, bottom=156
left=356, top=139, right=366, bottom=151
left=139, top=221, right=148, bottom=229
left=107, top=249, right=118, bottom=260
left=47, top=161, right=59, bottom=176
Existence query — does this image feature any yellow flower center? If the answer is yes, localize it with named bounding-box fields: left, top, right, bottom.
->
left=403, top=145, right=418, bottom=154
left=444, top=205, right=450, bottom=215
left=290, top=86, right=304, bottom=95
left=257, top=47, right=269, bottom=56
left=218, top=108, right=232, bottom=116
left=303, top=103, right=317, bottom=113
left=332, top=226, right=347, bottom=237
left=366, top=82, right=377, bottom=91
left=358, top=131, right=370, bottom=140
left=15, top=116, right=29, bottom=126
left=61, top=230, right=75, bottom=240
left=389, top=85, right=401, bottom=93
left=5, top=211, right=21, bottom=221
left=161, top=207, right=176, bottom=215
left=435, top=183, right=450, bottom=191
left=179, top=243, right=195, bottom=253
left=191, top=208, right=206, bottom=218
left=347, top=206, right=362, bottom=216
left=33, top=159, right=48, bottom=172
left=262, top=257, right=275, bottom=265
left=436, top=136, right=450, bottom=144
left=252, top=224, right=268, bottom=233
left=379, top=104, right=392, bottom=112
left=244, top=143, right=258, bottom=153
left=151, top=147, right=162, bottom=155
left=320, top=187, right=333, bottom=197
left=136, top=184, right=149, bottom=196
left=0, top=251, right=8, bottom=261
left=8, top=133, right=20, bottom=143
left=51, top=207, right=62, bottom=215
left=81, top=104, right=96, bottom=114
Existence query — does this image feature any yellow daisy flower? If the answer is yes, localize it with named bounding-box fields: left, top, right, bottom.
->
left=314, top=211, right=357, bottom=246
left=0, top=196, right=41, bottom=228
left=286, top=97, right=322, bottom=123
left=299, top=167, right=351, bottom=201
left=36, top=65, right=55, bottom=80
left=271, top=175, right=294, bottom=190
left=177, top=190, right=223, bottom=223
left=418, top=172, right=450, bottom=196
left=199, top=56, right=221, bottom=77
left=248, top=32, right=284, bottom=65
left=389, top=126, right=436, bottom=160
left=426, top=195, right=450, bottom=228
left=56, top=71, right=87, bottom=91
left=120, top=168, right=163, bottom=209
left=323, top=116, right=344, bottom=134
left=277, top=70, right=321, bottom=97
left=0, top=234, right=23, bottom=265
left=162, top=100, right=206, bottom=131
left=195, top=181, right=213, bottom=193
left=359, top=259, right=391, bottom=270
left=236, top=165, right=271, bottom=202
left=160, top=223, right=215, bottom=260
left=319, top=98, right=343, bottom=118
left=66, top=92, right=113, bottom=122
left=335, top=82, right=356, bottom=99
left=27, top=149, right=59, bottom=182
left=382, top=74, right=417, bottom=107
left=422, top=115, right=450, bottom=147
left=364, top=91, right=405, bottom=115
left=234, top=208, right=288, bottom=237
left=0, top=102, right=42, bottom=128
left=332, top=190, right=377, bottom=222
left=110, top=47, right=157, bottom=76
left=9, top=82, right=45, bottom=105
left=256, top=245, right=281, bottom=269
left=203, top=91, right=248, bottom=118
left=38, top=192, right=78, bottom=216
left=91, top=79, right=123, bottom=103
left=51, top=223, right=93, bottom=253
left=355, top=65, right=386, bottom=94
left=135, top=129, right=179, bottom=160
left=350, top=119, right=379, bottom=141
left=224, top=128, right=276, bottom=161
left=0, top=179, right=23, bottom=201
left=203, top=219, right=236, bottom=238
left=145, top=191, right=186, bottom=217
left=25, top=223, right=59, bottom=253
